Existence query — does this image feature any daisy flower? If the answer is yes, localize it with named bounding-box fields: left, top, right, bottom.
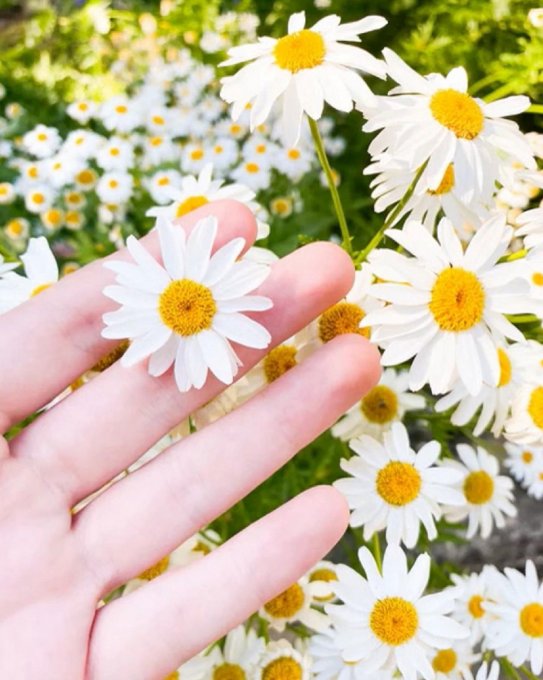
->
left=486, top=559, right=543, bottom=675
left=66, top=100, right=98, bottom=124
left=62, top=130, right=104, bottom=160
left=505, top=383, right=543, bottom=446
left=0, top=182, right=15, bottom=204
left=99, top=95, right=142, bottom=133
left=363, top=49, right=535, bottom=201
left=273, top=146, right=313, bottom=182
left=220, top=11, right=387, bottom=145
left=254, top=640, right=312, bottom=680
left=167, top=648, right=219, bottom=680
left=206, top=137, right=239, bottom=172
left=526, top=469, right=543, bottom=500
left=96, top=136, right=135, bottom=172
left=22, top=124, right=61, bottom=158
left=231, top=158, right=271, bottom=192
left=0, top=237, right=59, bottom=313
left=74, top=167, right=98, bottom=191
left=5, top=217, right=29, bottom=243
left=102, top=215, right=273, bottom=392
left=24, top=184, right=55, bottom=214
left=448, top=569, right=497, bottom=645
left=332, top=368, right=425, bottom=442
left=430, top=641, right=479, bottom=680
left=307, top=560, right=339, bottom=604
left=142, top=135, right=179, bottom=166
left=334, top=422, right=464, bottom=548
left=41, top=208, right=65, bottom=231
left=96, top=171, right=134, bottom=205
left=364, top=216, right=531, bottom=396
left=516, top=209, right=543, bottom=250
left=270, top=196, right=294, bottom=218
left=207, top=625, right=264, bottom=679
left=327, top=544, right=468, bottom=680
left=504, top=442, right=543, bottom=488
left=146, top=170, right=183, bottom=205
left=441, top=445, right=516, bottom=539
left=259, top=575, right=330, bottom=632
left=45, top=154, right=85, bottom=189
left=183, top=142, right=209, bottom=174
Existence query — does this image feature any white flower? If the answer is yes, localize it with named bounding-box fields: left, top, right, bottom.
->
left=505, top=383, right=543, bottom=446
left=528, top=7, right=543, bottom=27
left=273, top=145, right=313, bottom=182
left=332, top=368, right=425, bottom=442
left=259, top=575, right=330, bottom=632
left=441, top=445, right=516, bottom=539
left=22, top=124, right=61, bottom=158
left=183, top=142, right=209, bottom=174
left=327, top=544, right=468, bottom=680
left=254, top=640, right=312, bottom=680
left=220, top=11, right=387, bottom=145
left=63, top=129, right=105, bottom=159
left=306, top=560, right=340, bottom=604
left=99, top=95, right=143, bottom=132
left=504, top=442, right=543, bottom=488
left=486, top=559, right=543, bottom=675
left=448, top=569, right=497, bottom=645
left=142, top=134, right=180, bottom=166
left=0, top=237, right=59, bottom=313
left=363, top=49, right=535, bottom=202
left=44, top=154, right=85, bottom=189
left=473, top=662, right=499, bottom=680
left=232, top=158, right=271, bottom=192
left=169, top=648, right=219, bottom=680
left=96, top=171, right=134, bottom=204
left=146, top=169, right=183, bottom=205
left=66, top=100, right=98, bottom=124
left=334, top=422, right=464, bottom=548
left=102, top=215, right=273, bottom=392
left=208, top=625, right=265, bottom=678
left=364, top=216, right=532, bottom=396
left=206, top=137, right=239, bottom=171
left=24, top=184, right=55, bottom=214
left=0, top=182, right=15, bottom=204
left=96, top=136, right=135, bottom=171
left=429, top=641, right=479, bottom=680
left=517, top=207, right=543, bottom=250
left=242, top=136, right=280, bottom=169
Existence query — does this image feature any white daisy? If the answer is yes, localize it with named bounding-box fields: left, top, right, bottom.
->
left=273, top=145, right=313, bottom=182
left=334, top=422, right=464, bottom=548
left=242, top=136, right=279, bottom=169
left=4, top=217, right=30, bottom=243
left=0, top=182, right=15, bottom=204
left=206, top=137, right=239, bottom=171
left=505, top=383, right=543, bottom=446
left=63, top=129, right=105, bottom=160
left=96, top=171, right=134, bottom=204
left=429, top=641, right=479, bottom=680
left=254, top=640, right=312, bottom=680
left=183, top=142, right=209, bottom=174
left=231, top=158, right=271, bottom=192
left=441, top=445, right=516, bottom=539
left=96, top=136, right=135, bottom=172
left=142, top=134, right=180, bottom=166
left=24, top=184, right=55, bottom=214
left=102, top=215, right=272, bottom=392
left=22, top=124, right=61, bottom=158
left=66, top=100, right=98, bottom=124
left=220, top=11, right=387, bottom=145
left=40, top=208, right=65, bottom=231
left=208, top=625, right=265, bottom=679
left=306, top=560, right=339, bottom=604
left=504, top=442, right=543, bottom=488
left=364, top=215, right=532, bottom=396
left=74, top=167, right=98, bottom=191
left=332, top=368, right=425, bottom=442
left=44, top=153, right=85, bottom=189
left=168, top=648, right=219, bottom=680
left=448, top=568, right=497, bottom=645
left=363, top=49, right=535, bottom=201
left=146, top=170, right=183, bottom=205
left=259, top=575, right=330, bottom=632
left=0, top=237, right=59, bottom=313
left=485, top=559, right=543, bottom=675
left=99, top=95, right=142, bottom=133
left=327, top=544, right=469, bottom=680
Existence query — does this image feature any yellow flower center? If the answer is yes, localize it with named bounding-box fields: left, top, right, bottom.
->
left=361, top=385, right=399, bottom=424
left=309, top=567, right=337, bottom=602
left=75, top=136, right=84, bottom=145
left=44, top=209, right=63, bottom=225
left=463, top=470, right=494, bottom=504
left=528, top=387, right=543, bottom=429
left=175, top=195, right=209, bottom=218
left=108, top=179, right=119, bottom=189
left=28, top=166, right=39, bottom=179
left=32, top=192, right=45, bottom=204
left=115, top=104, right=128, bottom=114
left=263, top=345, right=297, bottom=383
left=138, top=555, right=170, bottom=581
left=190, top=148, right=204, bottom=160
left=376, top=461, right=422, bottom=506
left=230, top=124, right=242, bottom=134
left=264, top=583, right=305, bottom=619
left=214, top=145, right=224, bottom=154
left=77, top=169, right=95, bottom=185
left=150, top=136, right=163, bottom=147
left=66, top=211, right=82, bottom=226
left=429, top=267, right=485, bottom=332
left=318, top=302, right=368, bottom=343
left=152, top=115, right=165, bottom=125
left=31, top=283, right=52, bottom=297
left=429, top=89, right=484, bottom=140
left=432, top=649, right=457, bottom=674
left=158, top=177, right=170, bottom=186
left=532, top=272, right=543, bottom=286
left=520, top=603, right=543, bottom=637
left=37, top=132, right=48, bottom=141
left=497, top=348, right=512, bottom=387
left=7, top=219, right=24, bottom=236
left=78, top=102, right=88, bottom=111
left=91, top=340, right=130, bottom=372
left=468, top=594, right=485, bottom=619
left=370, top=597, right=419, bottom=645
left=214, top=663, right=246, bottom=680
left=288, top=149, right=301, bottom=160
left=245, top=162, right=259, bottom=173
left=256, top=144, right=266, bottom=153
left=428, top=164, right=455, bottom=195
left=261, top=658, right=302, bottom=680
left=109, top=147, right=120, bottom=156
left=522, top=451, right=534, bottom=463
left=271, top=198, right=292, bottom=216
left=164, top=673, right=179, bottom=680
left=274, top=29, right=326, bottom=73
left=0, top=185, right=9, bottom=196
left=159, top=279, right=217, bottom=337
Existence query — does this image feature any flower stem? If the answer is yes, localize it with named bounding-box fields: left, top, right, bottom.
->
left=308, top=116, right=353, bottom=256
left=372, top=533, right=382, bottom=573
left=355, top=159, right=428, bottom=265
left=520, top=665, right=541, bottom=680
left=500, top=659, right=522, bottom=680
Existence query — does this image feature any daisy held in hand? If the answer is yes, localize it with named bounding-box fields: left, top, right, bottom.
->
left=102, top=215, right=273, bottom=392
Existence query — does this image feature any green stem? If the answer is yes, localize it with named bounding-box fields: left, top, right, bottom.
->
left=356, top=160, right=428, bottom=265
left=308, top=116, right=353, bottom=256
left=529, top=104, right=543, bottom=115
left=372, top=533, right=382, bottom=573
left=520, top=665, right=541, bottom=680
left=500, top=658, right=522, bottom=680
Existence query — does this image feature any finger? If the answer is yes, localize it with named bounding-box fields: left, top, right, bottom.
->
left=86, top=485, right=348, bottom=680
left=0, top=200, right=257, bottom=431
left=75, top=334, right=380, bottom=591
left=12, top=241, right=355, bottom=503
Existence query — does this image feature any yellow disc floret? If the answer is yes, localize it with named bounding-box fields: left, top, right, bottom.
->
left=274, top=29, right=326, bottom=73
left=264, top=583, right=305, bottom=619
left=175, top=195, right=209, bottom=218
left=376, top=461, right=421, bottom=506
left=159, top=279, right=217, bottom=336
left=432, top=649, right=458, bottom=674
left=263, top=345, right=297, bottom=383
left=428, top=164, right=455, bottom=195
left=214, top=663, right=246, bottom=680
left=468, top=595, right=485, bottom=619
left=318, top=302, right=368, bottom=343
left=138, top=555, right=170, bottom=581
left=361, top=385, right=399, bottom=424
left=261, top=658, right=302, bottom=680
left=497, top=348, right=512, bottom=387
left=429, top=267, right=485, bottom=332
left=463, top=471, right=494, bottom=504
left=31, top=283, right=52, bottom=297
left=528, top=386, right=543, bottom=429
left=370, top=597, right=419, bottom=645
left=522, top=451, right=534, bottom=464
left=430, top=90, right=484, bottom=140
left=520, top=603, right=543, bottom=637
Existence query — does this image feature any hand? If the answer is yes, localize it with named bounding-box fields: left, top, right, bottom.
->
left=0, top=200, right=380, bottom=679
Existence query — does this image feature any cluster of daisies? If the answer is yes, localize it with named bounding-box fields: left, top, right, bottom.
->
left=2, top=6, right=543, bottom=680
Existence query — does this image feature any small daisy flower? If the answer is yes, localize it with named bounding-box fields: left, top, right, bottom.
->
left=486, top=559, right=543, bottom=675
left=430, top=641, right=479, bottom=680
left=183, top=142, right=209, bottom=174
left=74, top=167, right=99, bottom=191
left=307, top=560, right=339, bottom=604
left=254, top=640, right=312, bottom=680
left=242, top=136, right=279, bottom=169
left=334, top=422, right=464, bottom=548
left=19, top=160, right=43, bottom=185
left=142, top=134, right=179, bottom=166
left=448, top=569, right=496, bottom=645
left=232, top=159, right=271, bottom=192
left=270, top=196, right=294, bottom=218
left=96, top=171, right=134, bottom=204
left=45, top=154, right=85, bottom=189
left=525, top=469, right=543, bottom=500
left=259, top=576, right=330, bottom=632
left=505, top=383, right=543, bottom=446
left=24, top=184, right=55, bottom=214
left=207, top=137, right=239, bottom=171
left=441, top=445, right=516, bottom=539
left=504, top=442, right=543, bottom=488
left=332, top=368, right=425, bottom=442
left=0, top=182, right=15, bottom=204
left=208, top=625, right=265, bottom=679
left=63, top=129, right=105, bottom=159
left=40, top=208, right=65, bottom=231
left=146, top=170, right=183, bottom=205
left=102, top=215, right=273, bottom=392
left=328, top=544, right=469, bottom=680
left=66, top=100, right=98, bottom=124
left=0, top=237, right=58, bottom=313
left=96, top=136, right=135, bottom=172
left=64, top=210, right=85, bottom=231
left=22, top=124, right=61, bottom=158
left=273, top=146, right=313, bottom=182
left=364, top=49, right=535, bottom=201
left=220, top=11, right=387, bottom=145
left=5, top=217, right=29, bottom=243
left=517, top=208, right=543, bottom=250
left=364, top=216, right=531, bottom=396
left=63, top=190, right=86, bottom=210
left=168, top=647, right=219, bottom=680
left=145, top=106, right=173, bottom=134
left=99, top=95, right=142, bottom=133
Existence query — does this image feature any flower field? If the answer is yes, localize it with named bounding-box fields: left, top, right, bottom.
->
left=1, top=0, right=543, bottom=678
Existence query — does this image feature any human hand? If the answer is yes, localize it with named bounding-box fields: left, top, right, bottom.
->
left=0, top=200, right=380, bottom=679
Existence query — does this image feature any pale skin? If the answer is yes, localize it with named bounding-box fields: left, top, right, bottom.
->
left=0, top=199, right=380, bottom=679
